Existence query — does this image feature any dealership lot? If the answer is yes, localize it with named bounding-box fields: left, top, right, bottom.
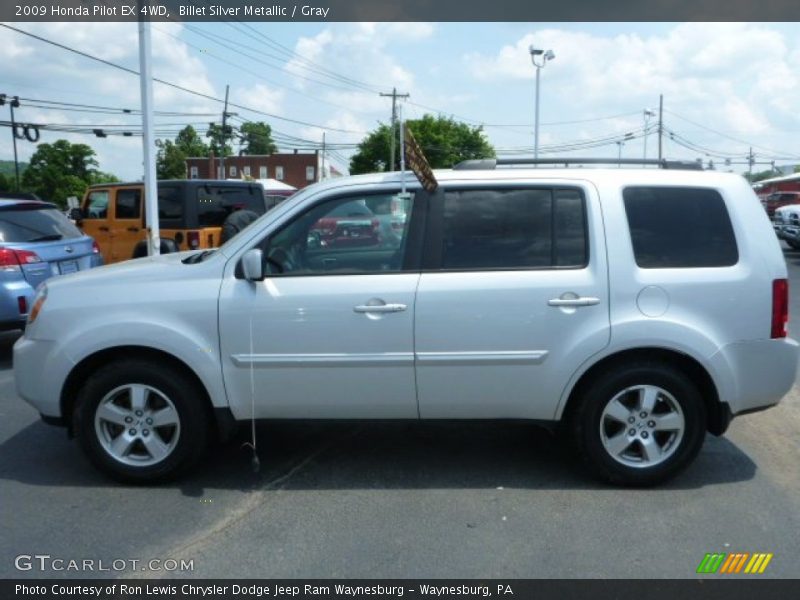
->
left=1, top=248, right=799, bottom=579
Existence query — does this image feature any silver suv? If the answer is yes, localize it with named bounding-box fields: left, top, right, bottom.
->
left=14, top=160, right=798, bottom=485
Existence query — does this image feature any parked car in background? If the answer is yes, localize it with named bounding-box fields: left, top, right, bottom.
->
left=0, top=191, right=42, bottom=201
left=309, top=199, right=380, bottom=249
left=763, top=191, right=800, bottom=218
left=74, top=180, right=267, bottom=264
left=253, top=178, right=296, bottom=211
left=773, top=204, right=800, bottom=248
left=0, top=198, right=102, bottom=330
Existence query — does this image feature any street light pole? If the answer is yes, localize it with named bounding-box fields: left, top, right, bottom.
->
left=643, top=108, right=656, bottom=160
left=616, top=132, right=635, bottom=167
left=529, top=46, right=555, bottom=161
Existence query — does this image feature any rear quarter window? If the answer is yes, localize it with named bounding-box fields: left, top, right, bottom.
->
left=197, top=185, right=265, bottom=227
left=623, top=186, right=738, bottom=268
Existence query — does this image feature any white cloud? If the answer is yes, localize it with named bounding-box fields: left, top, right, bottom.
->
left=237, top=84, right=285, bottom=115
left=0, top=22, right=219, bottom=179
left=465, top=23, right=800, bottom=159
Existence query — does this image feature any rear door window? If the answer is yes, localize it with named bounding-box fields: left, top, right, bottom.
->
left=115, top=189, right=142, bottom=220
left=0, top=205, right=83, bottom=242
left=623, top=186, right=738, bottom=268
left=438, top=188, right=588, bottom=270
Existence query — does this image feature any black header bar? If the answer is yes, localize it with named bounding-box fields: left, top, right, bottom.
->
left=4, top=0, right=800, bottom=22
left=4, top=579, right=800, bottom=600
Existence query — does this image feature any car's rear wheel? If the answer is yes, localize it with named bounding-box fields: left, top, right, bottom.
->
left=571, top=362, right=706, bottom=486
left=73, top=360, right=209, bottom=483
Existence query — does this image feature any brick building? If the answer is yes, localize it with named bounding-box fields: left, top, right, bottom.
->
left=184, top=151, right=340, bottom=190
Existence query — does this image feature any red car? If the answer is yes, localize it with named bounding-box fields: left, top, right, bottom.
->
left=764, top=191, right=800, bottom=218
left=310, top=200, right=380, bottom=248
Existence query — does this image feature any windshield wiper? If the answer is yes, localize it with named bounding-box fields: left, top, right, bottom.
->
left=27, top=234, right=63, bottom=242
left=182, top=250, right=216, bottom=264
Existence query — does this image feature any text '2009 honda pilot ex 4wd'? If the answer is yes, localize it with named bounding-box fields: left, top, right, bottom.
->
left=13, top=160, right=799, bottom=486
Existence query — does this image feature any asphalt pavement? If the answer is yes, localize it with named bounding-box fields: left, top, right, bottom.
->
left=2, top=247, right=800, bottom=579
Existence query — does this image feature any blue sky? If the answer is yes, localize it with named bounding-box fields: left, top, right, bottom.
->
left=2, top=21, right=799, bottom=181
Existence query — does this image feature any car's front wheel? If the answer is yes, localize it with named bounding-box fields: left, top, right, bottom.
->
left=73, top=360, right=209, bottom=483
left=571, top=362, right=706, bottom=486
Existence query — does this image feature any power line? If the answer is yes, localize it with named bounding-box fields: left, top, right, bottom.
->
left=0, top=24, right=368, bottom=135
left=664, top=108, right=800, bottom=160
left=18, top=96, right=219, bottom=116
left=226, top=20, right=386, bottom=94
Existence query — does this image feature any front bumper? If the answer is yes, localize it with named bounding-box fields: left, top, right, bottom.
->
left=13, top=336, right=67, bottom=419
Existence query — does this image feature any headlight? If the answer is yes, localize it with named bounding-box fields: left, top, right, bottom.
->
left=28, top=284, right=47, bottom=325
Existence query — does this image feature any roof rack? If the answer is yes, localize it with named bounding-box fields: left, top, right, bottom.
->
left=453, top=157, right=705, bottom=171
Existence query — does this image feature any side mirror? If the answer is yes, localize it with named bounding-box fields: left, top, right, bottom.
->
left=68, top=207, right=84, bottom=223
left=240, top=248, right=264, bottom=282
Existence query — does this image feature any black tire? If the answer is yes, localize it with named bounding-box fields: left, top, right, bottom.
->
left=73, top=360, right=210, bottom=483
left=221, top=210, right=260, bottom=244
left=787, top=240, right=800, bottom=250
left=570, top=361, right=706, bottom=486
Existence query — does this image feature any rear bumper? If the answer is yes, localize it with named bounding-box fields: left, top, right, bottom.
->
left=711, top=337, right=799, bottom=416
left=0, top=278, right=35, bottom=328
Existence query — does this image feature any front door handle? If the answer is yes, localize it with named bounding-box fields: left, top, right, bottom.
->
left=548, top=296, right=600, bottom=307
left=127, top=227, right=140, bottom=233
left=354, top=303, right=407, bottom=314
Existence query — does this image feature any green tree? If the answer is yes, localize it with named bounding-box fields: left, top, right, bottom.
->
left=0, top=173, right=9, bottom=192
left=21, top=139, right=112, bottom=206
left=206, top=123, right=234, bottom=158
left=794, top=165, right=800, bottom=174
left=90, top=171, right=120, bottom=185
left=746, top=169, right=779, bottom=183
left=156, top=125, right=210, bottom=179
left=239, top=121, right=278, bottom=155
left=349, top=114, right=495, bottom=175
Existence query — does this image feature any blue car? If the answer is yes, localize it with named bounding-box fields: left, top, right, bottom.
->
left=0, top=198, right=103, bottom=330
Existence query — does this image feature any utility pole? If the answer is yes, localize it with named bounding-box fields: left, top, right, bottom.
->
left=399, top=103, right=406, bottom=195
left=379, top=87, right=409, bottom=171
left=9, top=96, right=20, bottom=191
left=658, top=94, right=664, bottom=161
left=1, top=94, right=22, bottom=190
left=748, top=147, right=755, bottom=181
left=321, top=131, right=326, bottom=181
left=219, top=84, right=230, bottom=180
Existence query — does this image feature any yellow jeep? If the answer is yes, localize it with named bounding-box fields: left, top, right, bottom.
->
left=76, top=180, right=267, bottom=264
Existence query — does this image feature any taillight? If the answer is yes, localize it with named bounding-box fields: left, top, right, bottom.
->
left=187, top=231, right=200, bottom=249
left=0, top=247, right=42, bottom=270
left=92, top=240, right=100, bottom=254
left=771, top=278, right=789, bottom=339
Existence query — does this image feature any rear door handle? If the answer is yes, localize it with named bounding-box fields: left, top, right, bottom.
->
left=548, top=296, right=600, bottom=307
left=98, top=226, right=110, bottom=232
left=354, top=303, right=407, bottom=314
